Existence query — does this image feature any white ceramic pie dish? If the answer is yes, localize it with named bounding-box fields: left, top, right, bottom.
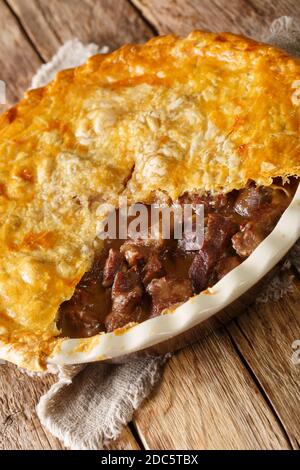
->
left=42, top=182, right=300, bottom=368
left=0, top=182, right=299, bottom=370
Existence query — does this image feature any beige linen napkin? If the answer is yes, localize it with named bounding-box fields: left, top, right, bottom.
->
left=34, top=18, right=300, bottom=450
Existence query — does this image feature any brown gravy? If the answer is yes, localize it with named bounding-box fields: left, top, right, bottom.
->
left=58, top=179, right=297, bottom=338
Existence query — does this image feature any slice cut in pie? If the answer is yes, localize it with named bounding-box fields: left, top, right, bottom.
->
left=0, top=31, right=299, bottom=370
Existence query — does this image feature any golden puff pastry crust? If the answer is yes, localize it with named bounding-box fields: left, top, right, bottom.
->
left=0, top=31, right=300, bottom=370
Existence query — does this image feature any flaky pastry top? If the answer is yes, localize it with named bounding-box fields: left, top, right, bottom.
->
left=0, top=31, right=300, bottom=369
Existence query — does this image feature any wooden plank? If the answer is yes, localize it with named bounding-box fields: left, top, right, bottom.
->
left=227, top=278, right=300, bottom=449
left=108, top=427, right=141, bottom=450
left=132, top=0, right=300, bottom=38
left=133, top=328, right=291, bottom=450
left=0, top=1, right=42, bottom=104
left=0, top=362, right=141, bottom=450
left=0, top=363, right=65, bottom=450
left=7, top=0, right=154, bottom=62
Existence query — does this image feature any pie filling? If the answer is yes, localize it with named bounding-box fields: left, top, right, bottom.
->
left=57, top=179, right=297, bottom=338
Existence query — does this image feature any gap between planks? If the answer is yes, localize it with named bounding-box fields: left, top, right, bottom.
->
left=6, top=0, right=154, bottom=62
left=4, top=0, right=45, bottom=63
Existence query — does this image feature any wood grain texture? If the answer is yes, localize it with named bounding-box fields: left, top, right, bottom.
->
left=132, top=0, right=300, bottom=38
left=228, top=278, right=300, bottom=449
left=107, top=427, right=141, bottom=450
left=7, top=0, right=154, bottom=62
left=0, top=363, right=65, bottom=450
left=133, top=328, right=291, bottom=450
left=0, top=362, right=140, bottom=450
left=0, top=1, right=41, bottom=103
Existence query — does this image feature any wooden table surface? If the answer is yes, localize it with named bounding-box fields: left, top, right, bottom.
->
left=0, top=0, right=300, bottom=450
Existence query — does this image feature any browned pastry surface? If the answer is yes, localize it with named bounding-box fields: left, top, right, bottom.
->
left=0, top=31, right=300, bottom=370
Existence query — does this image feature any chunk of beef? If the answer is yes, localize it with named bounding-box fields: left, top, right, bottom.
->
left=215, top=256, right=241, bottom=280
left=189, top=214, right=238, bottom=293
left=147, top=276, right=193, bottom=317
left=105, top=269, right=143, bottom=332
left=180, top=192, right=229, bottom=212
left=142, top=254, right=165, bottom=286
left=232, top=224, right=264, bottom=258
left=202, top=193, right=229, bottom=211
left=234, top=185, right=272, bottom=217
left=102, top=248, right=126, bottom=287
left=232, top=205, right=283, bottom=258
left=205, top=213, right=238, bottom=252
left=178, top=222, right=204, bottom=252
left=120, top=237, right=166, bottom=267
left=120, top=240, right=146, bottom=266
left=78, top=255, right=103, bottom=288
left=59, top=284, right=111, bottom=338
left=188, top=247, right=216, bottom=294
left=57, top=253, right=114, bottom=337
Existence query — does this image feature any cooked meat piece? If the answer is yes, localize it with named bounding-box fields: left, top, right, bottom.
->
left=189, top=247, right=217, bottom=294
left=178, top=222, right=203, bottom=252
left=147, top=276, right=193, bottom=317
left=215, top=256, right=241, bottom=280
left=58, top=254, right=113, bottom=337
left=232, top=205, right=283, bottom=258
left=189, top=214, right=238, bottom=293
left=105, top=269, right=143, bottom=332
left=142, top=254, right=165, bottom=285
left=232, top=224, right=264, bottom=258
left=78, top=255, right=103, bottom=288
left=102, top=248, right=126, bottom=287
left=180, top=192, right=229, bottom=212
left=120, top=241, right=146, bottom=266
left=234, top=185, right=272, bottom=217
left=59, top=285, right=111, bottom=338
left=58, top=180, right=296, bottom=339
left=205, top=213, right=238, bottom=251
left=120, top=237, right=166, bottom=266
left=203, top=193, right=228, bottom=210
